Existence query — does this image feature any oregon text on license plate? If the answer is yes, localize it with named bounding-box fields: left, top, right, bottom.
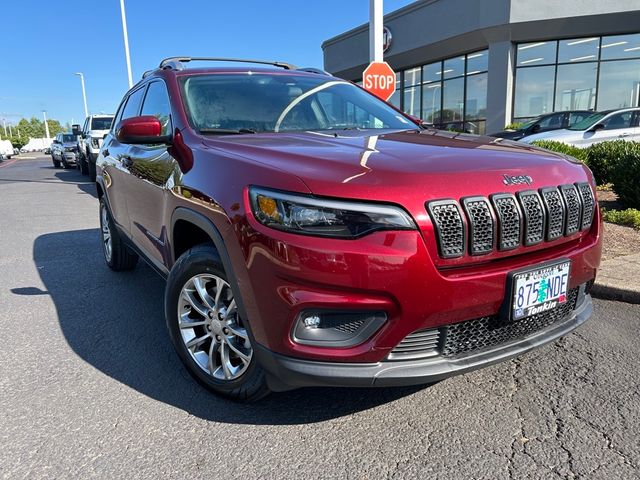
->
left=512, top=261, right=570, bottom=320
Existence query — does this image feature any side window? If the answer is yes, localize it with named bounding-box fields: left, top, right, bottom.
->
left=140, top=81, right=172, bottom=135
left=569, top=112, right=588, bottom=126
left=121, top=86, right=146, bottom=120
left=538, top=113, right=564, bottom=131
left=601, top=112, right=633, bottom=130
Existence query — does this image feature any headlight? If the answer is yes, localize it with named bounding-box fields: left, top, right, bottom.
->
left=249, top=187, right=416, bottom=238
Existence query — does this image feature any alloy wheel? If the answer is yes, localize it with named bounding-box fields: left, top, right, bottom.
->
left=177, top=274, right=252, bottom=381
left=100, top=203, right=113, bottom=262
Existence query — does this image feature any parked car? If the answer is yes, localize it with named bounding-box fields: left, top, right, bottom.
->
left=0, top=139, right=14, bottom=159
left=50, top=133, right=79, bottom=168
left=96, top=57, right=601, bottom=401
left=521, top=108, right=640, bottom=147
left=490, top=110, right=593, bottom=141
left=77, top=114, right=114, bottom=179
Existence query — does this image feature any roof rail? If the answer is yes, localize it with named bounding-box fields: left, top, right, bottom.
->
left=158, top=57, right=298, bottom=71
left=296, top=67, right=332, bottom=76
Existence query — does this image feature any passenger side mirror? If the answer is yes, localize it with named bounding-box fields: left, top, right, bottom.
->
left=590, top=123, right=605, bottom=132
left=530, top=124, right=541, bottom=133
left=115, top=116, right=171, bottom=145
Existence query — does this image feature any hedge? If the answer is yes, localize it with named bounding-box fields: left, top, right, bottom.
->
left=602, top=208, right=640, bottom=230
left=529, top=139, right=640, bottom=209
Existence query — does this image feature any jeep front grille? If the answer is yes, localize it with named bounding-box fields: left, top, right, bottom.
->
left=389, top=287, right=580, bottom=360
left=441, top=287, right=579, bottom=357
left=388, top=328, right=441, bottom=360
left=577, top=182, right=595, bottom=231
left=462, top=197, right=495, bottom=255
left=427, top=200, right=465, bottom=258
left=427, top=183, right=595, bottom=258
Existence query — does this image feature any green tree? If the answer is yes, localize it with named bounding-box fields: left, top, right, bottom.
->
left=0, top=117, right=65, bottom=148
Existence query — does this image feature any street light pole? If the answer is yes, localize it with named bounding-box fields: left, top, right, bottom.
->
left=369, top=0, right=383, bottom=62
left=119, top=0, right=134, bottom=89
left=74, top=72, right=89, bottom=118
left=2, top=118, right=6, bottom=136
left=42, top=111, right=50, bottom=140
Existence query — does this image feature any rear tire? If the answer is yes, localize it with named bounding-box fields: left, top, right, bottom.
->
left=99, top=198, right=138, bottom=271
left=88, top=155, right=97, bottom=181
left=165, top=244, right=271, bottom=402
left=52, top=156, right=60, bottom=168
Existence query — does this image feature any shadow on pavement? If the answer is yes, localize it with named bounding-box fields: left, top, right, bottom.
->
left=53, top=169, right=98, bottom=198
left=33, top=228, right=422, bottom=425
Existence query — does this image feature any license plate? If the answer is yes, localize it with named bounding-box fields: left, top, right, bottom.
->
left=511, top=261, right=570, bottom=320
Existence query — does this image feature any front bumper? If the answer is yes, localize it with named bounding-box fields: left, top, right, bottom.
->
left=256, top=292, right=593, bottom=391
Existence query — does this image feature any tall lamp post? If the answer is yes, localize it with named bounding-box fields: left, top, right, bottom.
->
left=42, top=111, right=50, bottom=140
left=74, top=72, right=89, bottom=118
left=119, top=0, right=133, bottom=88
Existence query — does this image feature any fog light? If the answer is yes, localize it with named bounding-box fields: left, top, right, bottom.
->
left=292, top=310, right=387, bottom=347
left=303, top=314, right=321, bottom=328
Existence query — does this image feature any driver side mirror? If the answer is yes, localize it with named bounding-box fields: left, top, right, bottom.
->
left=531, top=124, right=541, bottom=133
left=71, top=124, right=81, bottom=136
left=116, top=116, right=171, bottom=144
left=590, top=123, right=605, bottom=132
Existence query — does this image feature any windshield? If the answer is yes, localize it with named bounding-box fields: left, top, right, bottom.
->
left=568, top=112, right=606, bottom=131
left=62, top=134, right=76, bottom=142
left=180, top=74, right=416, bottom=134
left=91, top=117, right=113, bottom=130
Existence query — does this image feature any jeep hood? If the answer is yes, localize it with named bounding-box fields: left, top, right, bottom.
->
left=204, top=129, right=590, bottom=202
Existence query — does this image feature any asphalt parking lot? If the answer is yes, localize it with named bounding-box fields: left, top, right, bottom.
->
left=1, top=155, right=639, bottom=479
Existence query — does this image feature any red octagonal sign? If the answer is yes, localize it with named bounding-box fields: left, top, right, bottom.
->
left=362, top=61, right=396, bottom=101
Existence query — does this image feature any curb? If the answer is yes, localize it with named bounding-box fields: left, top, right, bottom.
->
left=591, top=283, right=640, bottom=304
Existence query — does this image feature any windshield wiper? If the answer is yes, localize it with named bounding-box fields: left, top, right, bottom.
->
left=199, top=128, right=257, bottom=135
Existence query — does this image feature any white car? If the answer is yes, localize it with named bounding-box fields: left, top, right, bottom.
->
left=0, top=140, right=14, bottom=159
left=521, top=108, right=640, bottom=148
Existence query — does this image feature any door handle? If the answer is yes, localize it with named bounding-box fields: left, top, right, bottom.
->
left=103, top=148, right=109, bottom=157
left=122, top=155, right=133, bottom=168
left=618, top=133, right=630, bottom=137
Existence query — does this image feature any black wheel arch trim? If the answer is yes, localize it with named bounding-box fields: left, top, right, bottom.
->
left=170, top=207, right=251, bottom=333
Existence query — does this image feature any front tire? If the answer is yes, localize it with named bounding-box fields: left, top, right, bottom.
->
left=165, top=244, right=270, bottom=402
left=79, top=153, right=88, bottom=175
left=52, top=155, right=60, bottom=168
left=88, top=154, right=97, bottom=182
left=99, top=198, right=138, bottom=271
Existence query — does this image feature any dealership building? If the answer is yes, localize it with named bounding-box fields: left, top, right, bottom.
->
left=322, top=0, right=640, bottom=134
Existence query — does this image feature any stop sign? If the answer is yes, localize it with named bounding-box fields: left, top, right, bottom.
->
left=362, top=61, right=396, bottom=101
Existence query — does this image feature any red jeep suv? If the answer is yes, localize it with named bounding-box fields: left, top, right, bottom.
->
left=96, top=57, right=601, bottom=401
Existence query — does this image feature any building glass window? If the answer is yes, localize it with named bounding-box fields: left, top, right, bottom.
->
left=442, top=77, right=464, bottom=122
left=514, top=65, right=555, bottom=118
left=600, top=34, right=640, bottom=61
left=421, top=83, right=441, bottom=123
left=557, top=37, right=599, bottom=63
left=554, top=63, right=597, bottom=111
left=403, top=86, right=421, bottom=117
left=517, top=41, right=557, bottom=66
left=395, top=50, right=487, bottom=133
left=466, top=51, right=488, bottom=75
left=422, top=62, right=441, bottom=84
left=404, top=67, right=421, bottom=87
left=514, top=33, right=640, bottom=122
left=442, top=56, right=465, bottom=79
left=597, top=60, right=640, bottom=110
left=465, top=73, right=487, bottom=120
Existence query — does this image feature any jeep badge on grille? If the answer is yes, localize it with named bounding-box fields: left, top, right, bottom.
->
left=503, top=174, right=533, bottom=186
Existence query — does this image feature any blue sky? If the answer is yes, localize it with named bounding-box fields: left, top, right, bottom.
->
left=1, top=0, right=413, bottom=127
